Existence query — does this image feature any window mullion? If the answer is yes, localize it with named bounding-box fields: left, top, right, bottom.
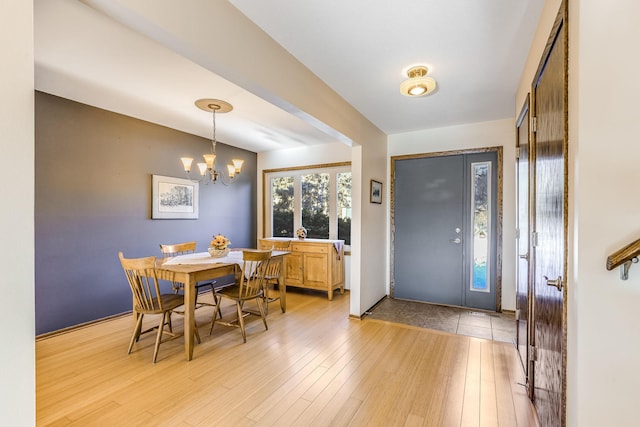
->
left=265, top=178, right=273, bottom=237
left=293, top=174, right=302, bottom=232
left=329, top=172, right=337, bottom=239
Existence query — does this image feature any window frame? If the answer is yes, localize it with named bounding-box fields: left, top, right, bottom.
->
left=263, top=162, right=351, bottom=248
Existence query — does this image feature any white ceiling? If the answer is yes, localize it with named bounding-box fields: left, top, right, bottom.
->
left=34, top=0, right=544, bottom=153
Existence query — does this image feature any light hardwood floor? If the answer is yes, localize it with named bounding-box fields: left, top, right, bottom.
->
left=37, top=290, right=538, bottom=426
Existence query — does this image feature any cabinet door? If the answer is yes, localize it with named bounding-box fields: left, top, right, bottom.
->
left=304, top=253, right=329, bottom=288
left=286, top=252, right=303, bottom=285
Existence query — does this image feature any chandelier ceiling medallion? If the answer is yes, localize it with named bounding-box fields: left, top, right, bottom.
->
left=181, top=98, right=244, bottom=185
left=400, top=65, right=437, bottom=97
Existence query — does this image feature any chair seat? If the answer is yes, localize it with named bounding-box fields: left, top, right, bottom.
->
left=216, top=284, right=263, bottom=301
left=135, top=293, right=184, bottom=314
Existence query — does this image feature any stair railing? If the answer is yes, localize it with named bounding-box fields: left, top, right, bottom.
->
left=607, top=237, right=640, bottom=280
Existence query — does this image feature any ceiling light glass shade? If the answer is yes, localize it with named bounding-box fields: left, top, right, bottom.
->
left=180, top=157, right=194, bottom=172
left=197, top=162, right=207, bottom=175
left=203, top=153, right=216, bottom=169
left=400, top=66, right=437, bottom=97
left=227, top=164, right=236, bottom=178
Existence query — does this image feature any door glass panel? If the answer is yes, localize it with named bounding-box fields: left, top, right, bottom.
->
left=271, top=176, right=294, bottom=237
left=301, top=173, right=329, bottom=239
left=470, top=162, right=491, bottom=292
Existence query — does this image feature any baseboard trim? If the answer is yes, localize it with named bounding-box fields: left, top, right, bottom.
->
left=36, top=311, right=132, bottom=341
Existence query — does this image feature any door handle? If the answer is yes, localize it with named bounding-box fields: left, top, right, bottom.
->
left=449, top=238, right=461, bottom=244
left=519, top=253, right=529, bottom=261
left=544, top=275, right=563, bottom=292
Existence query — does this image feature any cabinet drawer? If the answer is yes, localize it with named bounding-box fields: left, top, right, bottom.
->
left=291, top=243, right=328, bottom=254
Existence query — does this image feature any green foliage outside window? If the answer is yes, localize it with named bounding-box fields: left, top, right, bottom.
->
left=302, top=173, right=329, bottom=239
left=272, top=176, right=294, bottom=237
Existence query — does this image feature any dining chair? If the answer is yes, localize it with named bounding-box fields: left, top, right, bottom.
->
left=209, top=250, right=271, bottom=342
left=159, top=241, right=220, bottom=336
left=160, top=242, right=216, bottom=308
left=118, top=252, right=185, bottom=363
left=262, top=240, right=291, bottom=313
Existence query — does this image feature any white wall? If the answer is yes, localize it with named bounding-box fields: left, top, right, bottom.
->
left=0, top=0, right=35, bottom=423
left=388, top=118, right=517, bottom=310
left=515, top=0, right=564, bottom=117
left=354, top=138, right=389, bottom=315
left=569, top=1, right=640, bottom=425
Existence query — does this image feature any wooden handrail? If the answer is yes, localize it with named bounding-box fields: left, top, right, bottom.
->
left=606, top=237, right=640, bottom=271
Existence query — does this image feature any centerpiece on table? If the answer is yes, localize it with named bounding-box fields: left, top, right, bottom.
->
left=208, top=233, right=231, bottom=258
left=296, top=226, right=307, bottom=240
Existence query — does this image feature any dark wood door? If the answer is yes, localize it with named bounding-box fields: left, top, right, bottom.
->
left=515, top=95, right=531, bottom=384
left=530, top=3, right=567, bottom=425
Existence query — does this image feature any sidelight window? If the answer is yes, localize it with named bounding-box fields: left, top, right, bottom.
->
left=470, top=161, right=491, bottom=292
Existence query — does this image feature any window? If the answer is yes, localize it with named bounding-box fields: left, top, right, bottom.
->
left=470, top=161, right=491, bottom=292
left=265, top=164, right=351, bottom=246
left=271, top=176, right=294, bottom=238
left=301, top=173, right=329, bottom=239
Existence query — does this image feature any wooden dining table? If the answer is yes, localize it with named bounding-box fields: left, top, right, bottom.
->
left=155, top=249, right=289, bottom=361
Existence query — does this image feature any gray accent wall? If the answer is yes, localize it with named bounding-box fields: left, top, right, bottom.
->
left=35, top=92, right=257, bottom=335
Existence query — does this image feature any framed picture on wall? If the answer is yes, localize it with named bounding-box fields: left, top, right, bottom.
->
left=370, top=179, right=382, bottom=204
left=152, top=175, right=199, bottom=219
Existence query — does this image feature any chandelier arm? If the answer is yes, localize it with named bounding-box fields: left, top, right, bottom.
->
left=183, top=170, right=201, bottom=184
left=216, top=170, right=238, bottom=186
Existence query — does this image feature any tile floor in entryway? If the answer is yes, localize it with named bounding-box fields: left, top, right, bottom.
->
left=365, top=297, right=516, bottom=343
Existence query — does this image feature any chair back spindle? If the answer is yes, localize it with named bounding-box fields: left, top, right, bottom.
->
left=119, top=254, right=164, bottom=312
left=239, top=250, right=271, bottom=299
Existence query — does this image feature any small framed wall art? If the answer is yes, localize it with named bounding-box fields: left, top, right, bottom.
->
left=370, top=179, right=382, bottom=204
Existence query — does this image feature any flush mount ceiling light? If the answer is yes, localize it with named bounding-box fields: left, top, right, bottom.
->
left=400, top=65, right=437, bottom=97
left=181, top=99, right=244, bottom=185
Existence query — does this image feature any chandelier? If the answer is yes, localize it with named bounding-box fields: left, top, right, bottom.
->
left=181, top=98, right=244, bottom=185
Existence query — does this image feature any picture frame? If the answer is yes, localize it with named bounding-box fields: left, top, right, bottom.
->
left=151, top=175, right=199, bottom=219
left=370, top=179, right=382, bottom=204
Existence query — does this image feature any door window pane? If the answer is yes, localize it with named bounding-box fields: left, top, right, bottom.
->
left=301, top=173, right=329, bottom=239
left=337, top=172, right=351, bottom=245
left=471, top=162, right=491, bottom=292
left=271, top=176, right=294, bottom=237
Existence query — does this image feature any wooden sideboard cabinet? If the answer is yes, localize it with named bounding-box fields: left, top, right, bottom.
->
left=259, top=238, right=345, bottom=300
